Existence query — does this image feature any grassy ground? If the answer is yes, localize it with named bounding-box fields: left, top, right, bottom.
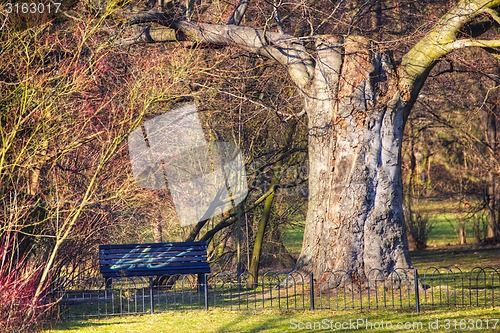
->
left=282, top=226, right=304, bottom=258
left=44, top=308, right=500, bottom=333
left=411, top=245, right=500, bottom=271
left=416, top=198, right=474, bottom=247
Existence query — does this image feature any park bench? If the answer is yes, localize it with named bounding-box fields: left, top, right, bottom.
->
left=99, top=241, right=211, bottom=292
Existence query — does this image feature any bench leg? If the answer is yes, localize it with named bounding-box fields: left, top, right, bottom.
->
left=104, top=278, right=112, bottom=300
left=197, top=273, right=209, bottom=311
left=149, top=277, right=155, bottom=314
left=105, top=277, right=112, bottom=290
left=197, top=273, right=206, bottom=293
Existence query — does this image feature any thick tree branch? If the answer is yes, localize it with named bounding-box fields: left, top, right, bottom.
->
left=174, top=21, right=314, bottom=88
left=400, top=0, right=500, bottom=103
left=200, top=216, right=237, bottom=243
left=117, top=1, right=313, bottom=88
left=449, top=38, right=500, bottom=49
left=116, top=26, right=178, bottom=46
left=200, top=186, right=274, bottom=242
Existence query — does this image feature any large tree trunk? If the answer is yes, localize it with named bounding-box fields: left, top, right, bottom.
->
left=296, top=36, right=412, bottom=278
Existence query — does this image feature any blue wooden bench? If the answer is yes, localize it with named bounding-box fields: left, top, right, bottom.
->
left=99, top=241, right=211, bottom=292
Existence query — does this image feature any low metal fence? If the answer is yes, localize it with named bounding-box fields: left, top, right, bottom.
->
left=51, top=266, right=499, bottom=319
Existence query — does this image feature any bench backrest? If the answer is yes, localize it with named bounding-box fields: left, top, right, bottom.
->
left=99, top=241, right=210, bottom=278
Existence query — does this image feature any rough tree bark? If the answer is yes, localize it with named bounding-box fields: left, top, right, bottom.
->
left=119, top=0, right=500, bottom=278
left=297, top=35, right=412, bottom=276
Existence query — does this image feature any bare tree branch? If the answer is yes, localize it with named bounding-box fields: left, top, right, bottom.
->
left=115, top=26, right=178, bottom=46
left=481, top=7, right=500, bottom=24
left=116, top=1, right=313, bottom=87
left=228, top=0, right=249, bottom=25
left=449, top=38, right=500, bottom=49
left=174, top=22, right=314, bottom=88
left=273, top=0, right=284, bottom=34
left=125, top=9, right=172, bottom=25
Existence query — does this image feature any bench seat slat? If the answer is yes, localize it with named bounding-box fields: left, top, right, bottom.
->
left=100, top=262, right=210, bottom=271
left=99, top=246, right=207, bottom=254
left=100, top=256, right=207, bottom=262
left=100, top=257, right=208, bottom=265
left=101, top=265, right=210, bottom=274
left=101, top=264, right=210, bottom=273
left=102, top=268, right=211, bottom=278
left=99, top=251, right=208, bottom=259
left=99, top=241, right=205, bottom=249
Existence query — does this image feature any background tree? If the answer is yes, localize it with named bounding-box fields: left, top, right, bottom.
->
left=402, top=50, right=499, bottom=245
left=0, top=2, right=215, bottom=329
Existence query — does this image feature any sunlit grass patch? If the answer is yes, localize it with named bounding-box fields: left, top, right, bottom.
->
left=44, top=307, right=500, bottom=333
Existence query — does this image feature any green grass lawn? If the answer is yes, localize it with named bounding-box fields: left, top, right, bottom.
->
left=411, top=198, right=482, bottom=247
left=411, top=245, right=500, bottom=271
left=282, top=226, right=304, bottom=258
left=44, top=308, right=500, bottom=333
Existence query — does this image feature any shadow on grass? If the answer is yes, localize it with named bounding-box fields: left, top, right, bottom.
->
left=215, top=315, right=280, bottom=333
left=211, top=310, right=383, bottom=333
left=211, top=309, right=500, bottom=333
left=45, top=319, right=138, bottom=331
left=410, top=245, right=500, bottom=270
left=44, top=308, right=500, bottom=333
